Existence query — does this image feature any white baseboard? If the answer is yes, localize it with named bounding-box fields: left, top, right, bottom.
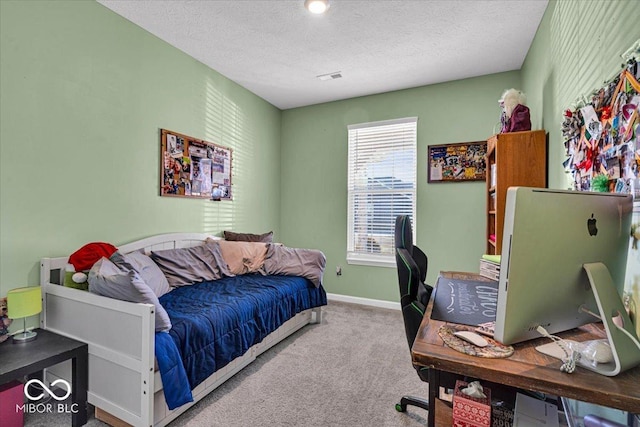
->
left=326, top=293, right=400, bottom=310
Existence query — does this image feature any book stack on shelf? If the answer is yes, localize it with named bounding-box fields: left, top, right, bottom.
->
left=479, top=254, right=501, bottom=281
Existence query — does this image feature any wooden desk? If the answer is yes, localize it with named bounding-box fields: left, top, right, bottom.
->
left=411, top=272, right=640, bottom=427
left=0, top=328, right=88, bottom=426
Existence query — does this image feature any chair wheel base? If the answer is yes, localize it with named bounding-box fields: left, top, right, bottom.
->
left=396, top=395, right=429, bottom=413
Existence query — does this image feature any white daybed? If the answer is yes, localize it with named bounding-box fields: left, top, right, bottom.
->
left=40, top=233, right=323, bottom=427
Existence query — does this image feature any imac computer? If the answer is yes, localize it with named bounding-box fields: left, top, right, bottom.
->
left=494, top=187, right=639, bottom=376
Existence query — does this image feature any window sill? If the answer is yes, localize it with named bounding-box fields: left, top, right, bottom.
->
left=346, top=255, right=396, bottom=268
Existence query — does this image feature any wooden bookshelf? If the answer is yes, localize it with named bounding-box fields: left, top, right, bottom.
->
left=486, top=130, right=547, bottom=255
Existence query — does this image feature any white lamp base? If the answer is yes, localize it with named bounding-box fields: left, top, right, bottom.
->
left=13, top=330, right=37, bottom=343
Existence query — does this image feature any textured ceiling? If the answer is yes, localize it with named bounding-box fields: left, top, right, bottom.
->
left=97, top=0, right=548, bottom=110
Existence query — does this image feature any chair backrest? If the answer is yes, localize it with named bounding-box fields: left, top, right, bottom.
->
left=394, top=215, right=433, bottom=351
left=395, top=215, right=413, bottom=252
left=394, top=215, right=427, bottom=286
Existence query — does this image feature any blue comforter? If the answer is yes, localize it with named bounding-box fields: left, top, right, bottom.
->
left=155, top=274, right=327, bottom=409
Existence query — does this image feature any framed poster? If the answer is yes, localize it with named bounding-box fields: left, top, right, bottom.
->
left=427, top=141, right=487, bottom=183
left=160, top=129, right=233, bottom=200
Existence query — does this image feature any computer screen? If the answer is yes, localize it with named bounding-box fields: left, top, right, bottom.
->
left=494, top=187, right=633, bottom=346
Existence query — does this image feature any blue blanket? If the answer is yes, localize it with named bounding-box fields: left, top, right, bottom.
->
left=155, top=275, right=327, bottom=409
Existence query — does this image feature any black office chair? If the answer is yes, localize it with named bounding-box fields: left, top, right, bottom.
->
left=393, top=215, right=433, bottom=413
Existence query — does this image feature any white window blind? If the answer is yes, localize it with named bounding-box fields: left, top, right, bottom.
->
left=347, top=117, right=417, bottom=267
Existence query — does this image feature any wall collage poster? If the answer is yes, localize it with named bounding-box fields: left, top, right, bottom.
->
left=562, top=58, right=639, bottom=196
left=160, top=129, right=232, bottom=200
left=560, top=49, right=640, bottom=335
left=427, top=141, right=487, bottom=183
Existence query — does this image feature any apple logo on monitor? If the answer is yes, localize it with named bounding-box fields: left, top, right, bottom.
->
left=588, top=213, right=598, bottom=236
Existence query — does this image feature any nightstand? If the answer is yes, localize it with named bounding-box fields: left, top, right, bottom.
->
left=0, top=328, right=88, bottom=426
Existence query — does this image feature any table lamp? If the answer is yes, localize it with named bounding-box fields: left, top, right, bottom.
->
left=7, top=286, right=42, bottom=343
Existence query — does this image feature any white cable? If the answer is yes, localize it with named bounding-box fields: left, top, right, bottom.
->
left=536, top=326, right=579, bottom=373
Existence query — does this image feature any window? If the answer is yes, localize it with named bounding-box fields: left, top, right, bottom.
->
left=347, top=117, right=417, bottom=267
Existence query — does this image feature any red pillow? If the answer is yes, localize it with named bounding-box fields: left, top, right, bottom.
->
left=68, top=242, right=118, bottom=271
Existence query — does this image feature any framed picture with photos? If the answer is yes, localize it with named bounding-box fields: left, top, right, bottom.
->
left=428, top=141, right=487, bottom=183
left=160, top=129, right=233, bottom=200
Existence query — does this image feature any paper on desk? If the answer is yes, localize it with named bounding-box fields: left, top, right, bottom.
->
left=514, top=393, right=559, bottom=427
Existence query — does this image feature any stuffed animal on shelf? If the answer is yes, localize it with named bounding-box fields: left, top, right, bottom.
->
left=0, top=297, right=13, bottom=343
left=499, top=88, right=532, bottom=133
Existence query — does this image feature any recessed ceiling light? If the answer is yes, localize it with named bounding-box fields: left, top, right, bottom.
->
left=305, top=0, right=330, bottom=14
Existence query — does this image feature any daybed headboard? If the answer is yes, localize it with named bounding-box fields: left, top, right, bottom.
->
left=41, top=232, right=219, bottom=286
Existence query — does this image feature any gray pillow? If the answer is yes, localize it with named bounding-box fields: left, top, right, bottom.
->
left=224, top=230, right=273, bottom=243
left=88, top=257, right=172, bottom=332
left=150, top=242, right=232, bottom=287
left=112, top=251, right=171, bottom=297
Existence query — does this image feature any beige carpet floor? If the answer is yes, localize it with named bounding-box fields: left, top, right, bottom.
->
left=25, top=300, right=431, bottom=427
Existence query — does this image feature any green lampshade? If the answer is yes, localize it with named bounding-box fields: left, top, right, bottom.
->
left=7, top=286, right=42, bottom=319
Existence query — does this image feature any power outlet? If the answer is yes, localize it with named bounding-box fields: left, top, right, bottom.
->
left=336, top=266, right=342, bottom=276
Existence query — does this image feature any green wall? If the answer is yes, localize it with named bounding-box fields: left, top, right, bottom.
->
left=2, top=0, right=638, bottom=307
left=521, top=0, right=640, bottom=190
left=521, top=0, right=640, bottom=335
left=281, top=72, right=521, bottom=301
left=0, top=0, right=282, bottom=297
left=281, top=0, right=640, bottom=303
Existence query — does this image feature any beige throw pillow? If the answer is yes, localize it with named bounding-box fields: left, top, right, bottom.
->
left=217, top=240, right=268, bottom=275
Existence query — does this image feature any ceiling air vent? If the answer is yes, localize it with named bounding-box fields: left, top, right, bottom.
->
left=317, top=71, right=342, bottom=81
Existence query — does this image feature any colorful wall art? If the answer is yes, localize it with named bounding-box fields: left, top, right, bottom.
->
left=562, top=59, right=639, bottom=196
left=160, top=129, right=233, bottom=200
